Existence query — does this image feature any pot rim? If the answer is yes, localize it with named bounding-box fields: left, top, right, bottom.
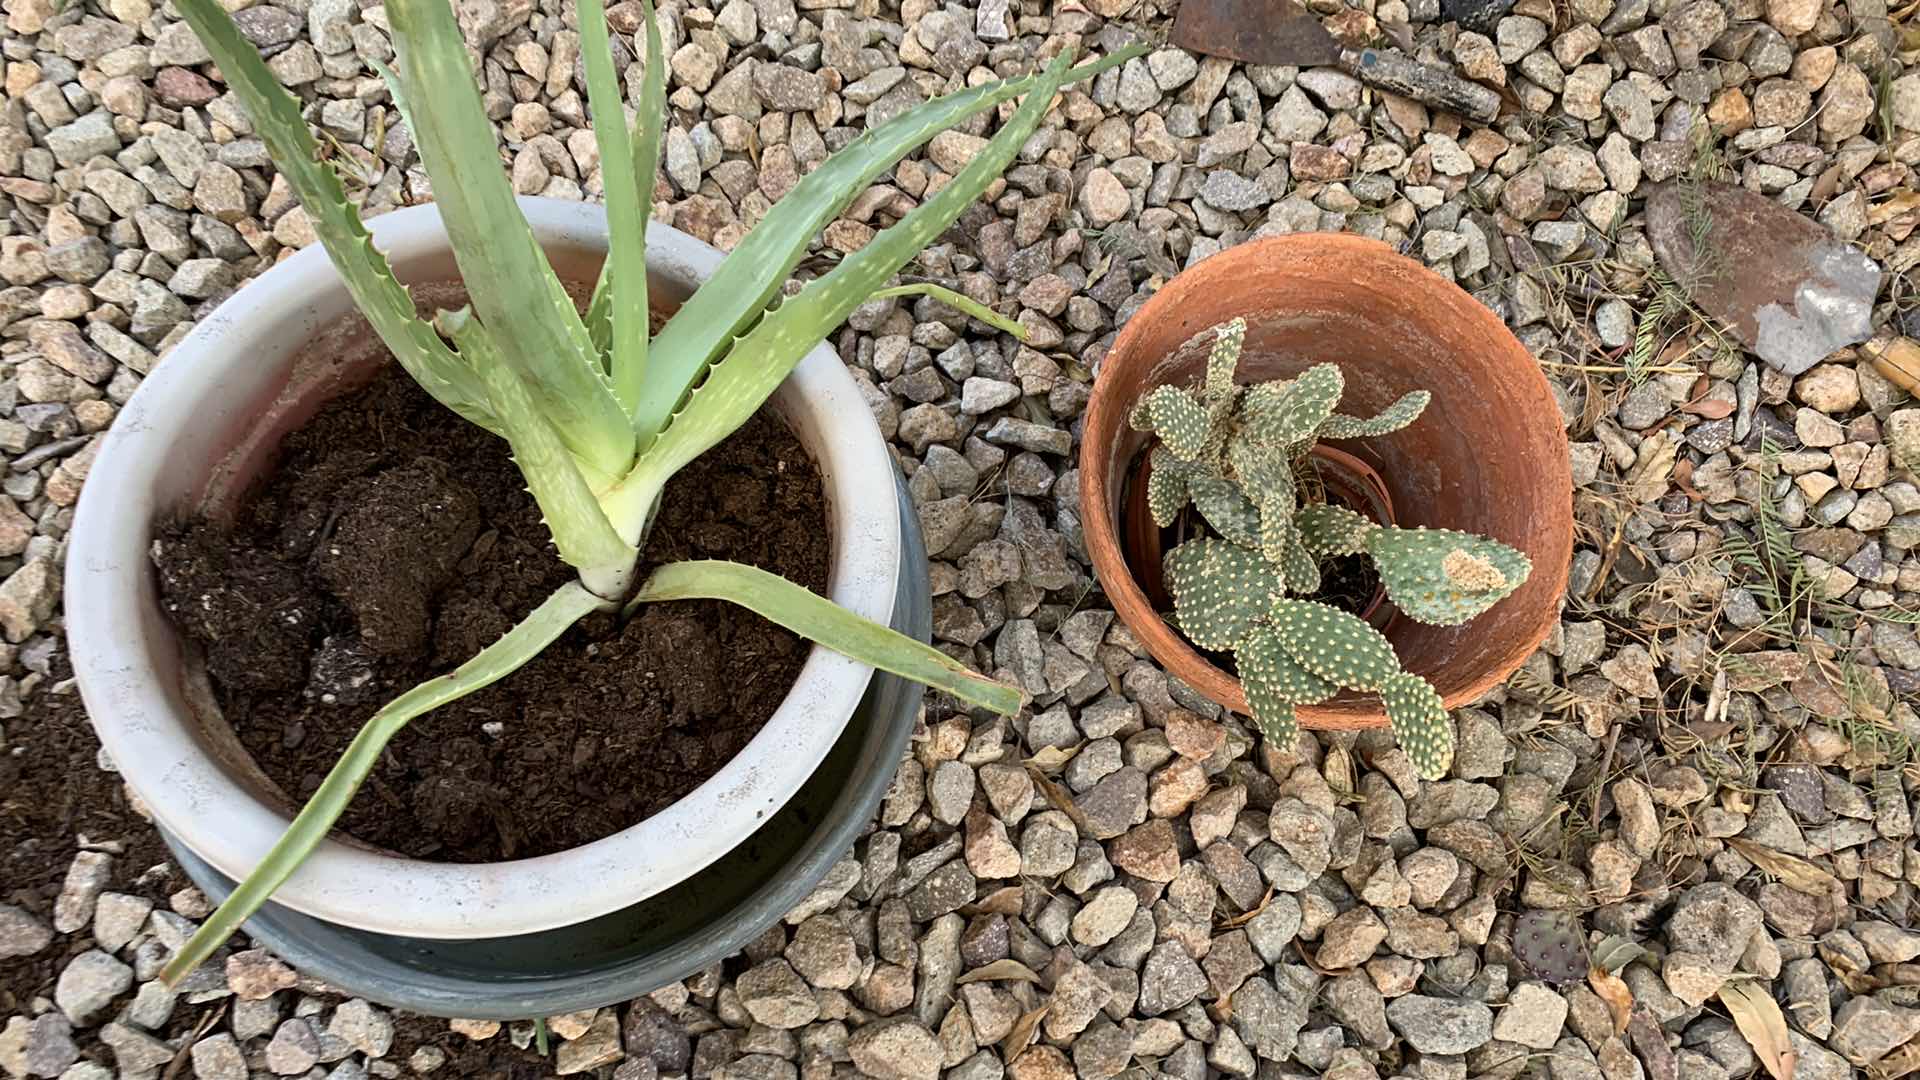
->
left=1080, top=232, right=1571, bottom=730
left=66, top=198, right=902, bottom=939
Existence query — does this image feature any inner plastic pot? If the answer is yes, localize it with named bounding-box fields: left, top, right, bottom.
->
left=163, top=474, right=929, bottom=1020
left=1081, top=233, right=1573, bottom=729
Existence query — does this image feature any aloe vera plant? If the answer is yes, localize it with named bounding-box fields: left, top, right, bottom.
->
left=1133, top=318, right=1533, bottom=780
left=159, top=0, right=1144, bottom=983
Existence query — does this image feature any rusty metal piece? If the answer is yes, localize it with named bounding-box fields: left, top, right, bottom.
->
left=1170, top=0, right=1342, bottom=68
left=1341, top=48, right=1502, bottom=123
left=1647, top=180, right=1882, bottom=376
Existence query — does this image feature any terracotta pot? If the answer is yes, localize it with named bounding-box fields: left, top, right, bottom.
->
left=1080, top=233, right=1573, bottom=730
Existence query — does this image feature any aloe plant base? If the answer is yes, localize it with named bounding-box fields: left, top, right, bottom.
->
left=68, top=199, right=912, bottom=941
left=159, top=479, right=929, bottom=1018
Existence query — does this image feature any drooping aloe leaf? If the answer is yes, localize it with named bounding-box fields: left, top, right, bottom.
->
left=631, top=560, right=1023, bottom=714
left=577, top=0, right=648, bottom=405
left=627, top=41, right=1148, bottom=440
left=608, top=47, right=1101, bottom=527
left=387, top=0, right=633, bottom=476
left=868, top=283, right=1027, bottom=340
left=586, top=0, right=666, bottom=369
left=158, top=581, right=612, bottom=986
left=438, top=310, right=634, bottom=583
left=174, top=0, right=498, bottom=436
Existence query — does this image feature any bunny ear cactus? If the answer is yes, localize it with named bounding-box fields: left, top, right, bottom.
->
left=1129, top=318, right=1531, bottom=780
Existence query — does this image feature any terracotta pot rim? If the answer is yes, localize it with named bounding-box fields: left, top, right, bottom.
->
left=1078, top=232, right=1574, bottom=732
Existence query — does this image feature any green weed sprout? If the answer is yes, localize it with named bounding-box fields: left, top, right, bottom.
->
left=1134, top=318, right=1531, bottom=780
left=159, top=0, right=1144, bottom=982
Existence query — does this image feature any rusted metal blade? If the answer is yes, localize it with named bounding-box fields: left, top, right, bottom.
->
left=1170, top=0, right=1342, bottom=68
left=1646, top=180, right=1881, bottom=376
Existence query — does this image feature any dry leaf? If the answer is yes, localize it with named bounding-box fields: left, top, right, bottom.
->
left=1025, top=764, right=1095, bottom=837
left=1591, top=935, right=1647, bottom=974
left=1625, top=431, right=1678, bottom=505
left=1324, top=744, right=1356, bottom=797
left=957, top=959, right=1043, bottom=986
left=1873, top=1037, right=1920, bottom=1080
left=1725, top=838, right=1844, bottom=899
left=1589, top=966, right=1634, bottom=1034
left=1673, top=458, right=1702, bottom=501
left=1679, top=396, right=1735, bottom=419
left=1002, top=1003, right=1050, bottom=1062
left=1719, top=980, right=1797, bottom=1080
left=1870, top=190, right=1920, bottom=225
left=1216, top=886, right=1276, bottom=930
left=1025, top=745, right=1080, bottom=772
left=962, top=886, right=1024, bottom=917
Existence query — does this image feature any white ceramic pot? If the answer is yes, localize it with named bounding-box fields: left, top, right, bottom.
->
left=66, top=198, right=901, bottom=939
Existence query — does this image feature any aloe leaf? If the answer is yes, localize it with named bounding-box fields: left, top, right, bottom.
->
left=627, top=41, right=1148, bottom=439
left=611, top=48, right=1091, bottom=518
left=630, top=560, right=1023, bottom=714
left=157, top=581, right=610, bottom=986
left=438, top=309, right=635, bottom=583
left=174, top=0, right=498, bottom=436
left=868, top=283, right=1027, bottom=340
left=585, top=0, right=666, bottom=375
left=387, top=0, right=633, bottom=476
left=576, top=0, right=648, bottom=403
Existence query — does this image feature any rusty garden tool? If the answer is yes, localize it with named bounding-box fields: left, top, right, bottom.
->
left=1646, top=180, right=1882, bottom=376
left=1170, top=0, right=1343, bottom=67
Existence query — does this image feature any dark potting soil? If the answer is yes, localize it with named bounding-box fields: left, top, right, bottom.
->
left=151, top=364, right=829, bottom=863
left=1305, top=551, right=1382, bottom=618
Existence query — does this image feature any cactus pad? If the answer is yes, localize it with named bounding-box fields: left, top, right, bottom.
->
left=1164, top=538, right=1281, bottom=650
left=1238, top=625, right=1317, bottom=750
left=1380, top=672, right=1451, bottom=779
left=1277, top=521, right=1322, bottom=595
left=1227, top=435, right=1296, bottom=501
left=1135, top=339, right=1522, bottom=780
left=1243, top=363, right=1344, bottom=444
left=1190, top=475, right=1263, bottom=549
left=1365, top=526, right=1531, bottom=626
left=1266, top=597, right=1403, bottom=691
left=1203, top=317, right=1247, bottom=408
left=1257, top=496, right=1296, bottom=567
left=1147, top=447, right=1197, bottom=528
left=1239, top=624, right=1334, bottom=704
left=1296, top=503, right=1376, bottom=556
left=1131, top=384, right=1209, bottom=460
left=1318, top=389, right=1432, bottom=439
left=1511, top=910, right=1590, bottom=986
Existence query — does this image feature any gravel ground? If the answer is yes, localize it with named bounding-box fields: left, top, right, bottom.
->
left=5, top=0, right=1920, bottom=1077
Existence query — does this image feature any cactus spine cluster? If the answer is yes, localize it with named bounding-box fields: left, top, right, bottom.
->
left=1131, top=318, right=1532, bottom=780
